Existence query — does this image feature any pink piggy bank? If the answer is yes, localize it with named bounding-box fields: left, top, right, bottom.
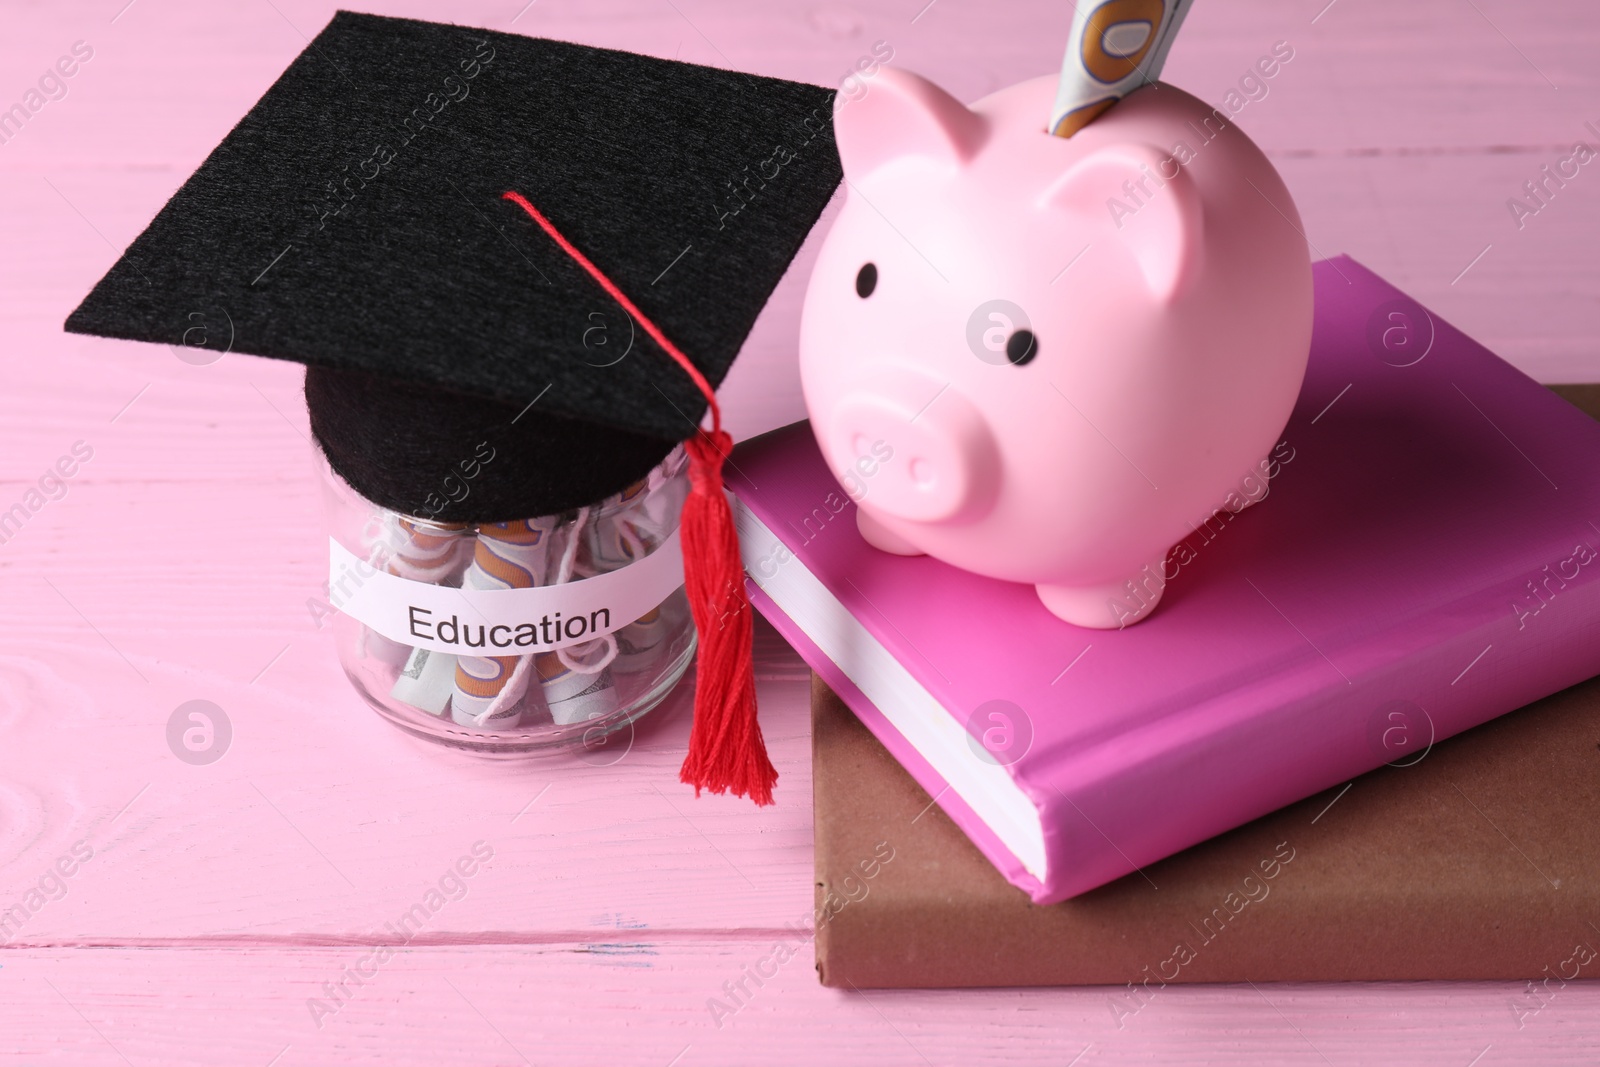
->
left=799, top=69, right=1313, bottom=628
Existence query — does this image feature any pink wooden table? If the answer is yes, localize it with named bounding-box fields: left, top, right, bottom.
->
left=3, top=0, right=1598, bottom=1062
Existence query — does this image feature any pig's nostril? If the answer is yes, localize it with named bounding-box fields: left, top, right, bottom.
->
left=856, top=263, right=878, bottom=298
left=909, top=458, right=935, bottom=487
left=1006, top=329, right=1038, bottom=366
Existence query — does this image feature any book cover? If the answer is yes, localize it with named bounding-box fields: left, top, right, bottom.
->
left=729, top=256, right=1600, bottom=905
left=812, top=670, right=1600, bottom=988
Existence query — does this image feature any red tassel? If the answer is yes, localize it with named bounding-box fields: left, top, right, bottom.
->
left=677, top=428, right=774, bottom=804
left=501, top=190, right=776, bottom=805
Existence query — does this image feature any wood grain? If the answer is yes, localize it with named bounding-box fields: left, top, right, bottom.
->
left=8, top=946, right=1597, bottom=1067
left=1, top=0, right=1597, bottom=1061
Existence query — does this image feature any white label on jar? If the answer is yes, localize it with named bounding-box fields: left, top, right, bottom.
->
left=328, top=529, right=686, bottom=655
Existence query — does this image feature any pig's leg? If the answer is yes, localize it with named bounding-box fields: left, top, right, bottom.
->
left=856, top=509, right=926, bottom=556
left=1036, top=561, right=1166, bottom=629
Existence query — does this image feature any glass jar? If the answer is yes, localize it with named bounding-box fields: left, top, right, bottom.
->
left=318, top=446, right=696, bottom=756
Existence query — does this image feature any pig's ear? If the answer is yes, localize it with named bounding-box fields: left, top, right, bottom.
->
left=1041, top=143, right=1203, bottom=304
left=834, top=68, right=986, bottom=177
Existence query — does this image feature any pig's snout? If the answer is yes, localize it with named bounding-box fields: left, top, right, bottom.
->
left=826, top=370, right=1000, bottom=524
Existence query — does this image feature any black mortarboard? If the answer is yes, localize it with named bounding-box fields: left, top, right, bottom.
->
left=66, top=12, right=843, bottom=804
left=65, top=10, right=841, bottom=521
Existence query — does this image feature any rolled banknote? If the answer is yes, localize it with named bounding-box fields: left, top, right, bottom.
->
left=611, top=602, right=681, bottom=674
left=363, top=514, right=472, bottom=671
left=1050, top=0, right=1195, bottom=138
left=575, top=459, right=688, bottom=677
left=533, top=647, right=620, bottom=728
left=534, top=458, right=694, bottom=727
left=393, top=449, right=688, bottom=732
left=381, top=515, right=474, bottom=583
left=536, top=507, right=623, bottom=728
left=449, top=516, right=559, bottom=728
left=391, top=644, right=460, bottom=717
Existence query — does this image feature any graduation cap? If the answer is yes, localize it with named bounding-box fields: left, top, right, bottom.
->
left=65, top=11, right=843, bottom=804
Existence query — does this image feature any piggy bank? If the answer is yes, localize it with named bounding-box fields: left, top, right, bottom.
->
left=799, top=69, right=1313, bottom=628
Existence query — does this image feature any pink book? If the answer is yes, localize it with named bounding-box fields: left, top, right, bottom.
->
left=728, top=257, right=1600, bottom=905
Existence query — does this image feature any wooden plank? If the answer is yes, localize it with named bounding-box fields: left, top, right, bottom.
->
left=2, top=945, right=1598, bottom=1066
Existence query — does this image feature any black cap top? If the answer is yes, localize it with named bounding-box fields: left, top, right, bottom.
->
left=65, top=11, right=841, bottom=520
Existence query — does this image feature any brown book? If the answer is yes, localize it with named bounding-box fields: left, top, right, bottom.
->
left=812, top=668, right=1600, bottom=989
left=812, top=385, right=1600, bottom=990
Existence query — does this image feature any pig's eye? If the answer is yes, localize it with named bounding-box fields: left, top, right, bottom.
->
left=1006, top=330, right=1038, bottom=366
left=855, top=263, right=877, bottom=298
